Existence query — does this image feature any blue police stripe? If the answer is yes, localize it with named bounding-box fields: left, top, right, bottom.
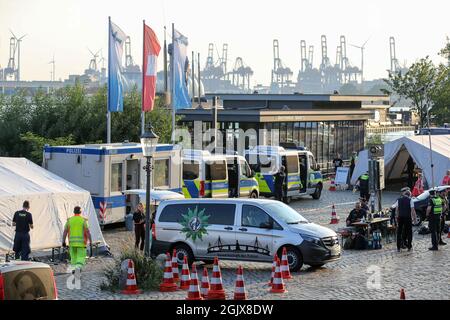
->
left=92, top=195, right=126, bottom=209
left=287, top=175, right=300, bottom=182
left=184, top=180, right=199, bottom=198
left=239, top=179, right=257, bottom=188
left=263, top=175, right=275, bottom=193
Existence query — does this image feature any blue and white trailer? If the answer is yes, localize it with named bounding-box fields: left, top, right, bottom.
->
left=42, top=143, right=182, bottom=225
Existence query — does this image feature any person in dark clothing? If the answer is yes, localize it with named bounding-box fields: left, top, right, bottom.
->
left=332, top=154, right=343, bottom=174
left=358, top=172, right=370, bottom=201
left=274, top=166, right=286, bottom=202
left=346, top=202, right=367, bottom=226
left=228, top=164, right=239, bottom=198
left=426, top=191, right=444, bottom=251
left=133, top=203, right=145, bottom=251
left=347, top=152, right=358, bottom=190
left=395, top=188, right=416, bottom=252
left=12, top=200, right=34, bottom=260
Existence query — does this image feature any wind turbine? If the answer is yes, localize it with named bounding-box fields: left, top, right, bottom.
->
left=49, top=53, right=55, bottom=81
left=10, top=29, right=27, bottom=81
left=87, top=48, right=101, bottom=71
left=350, top=36, right=371, bottom=84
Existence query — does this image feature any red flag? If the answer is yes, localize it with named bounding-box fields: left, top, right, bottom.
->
left=142, top=24, right=161, bottom=112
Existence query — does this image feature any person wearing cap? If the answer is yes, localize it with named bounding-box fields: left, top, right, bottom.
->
left=394, top=188, right=416, bottom=252
left=12, top=200, right=34, bottom=260
left=274, top=165, right=286, bottom=202
left=62, top=206, right=92, bottom=270
left=426, top=190, right=443, bottom=251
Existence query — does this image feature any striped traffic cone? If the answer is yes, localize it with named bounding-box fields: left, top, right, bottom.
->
left=330, top=204, right=340, bottom=224
left=268, top=254, right=278, bottom=286
left=121, top=259, right=142, bottom=295
left=207, top=257, right=226, bottom=300
left=159, top=253, right=178, bottom=292
left=200, top=267, right=210, bottom=298
left=179, top=256, right=191, bottom=290
left=233, top=266, right=247, bottom=300
left=329, top=177, right=336, bottom=191
left=171, top=249, right=180, bottom=283
left=280, top=247, right=292, bottom=279
left=186, top=264, right=203, bottom=300
left=270, top=258, right=287, bottom=294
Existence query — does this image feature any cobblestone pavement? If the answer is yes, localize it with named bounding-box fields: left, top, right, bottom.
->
left=54, top=183, right=450, bottom=300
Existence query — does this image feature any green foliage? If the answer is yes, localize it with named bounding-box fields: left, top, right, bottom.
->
left=0, top=83, right=174, bottom=163
left=366, top=134, right=383, bottom=145
left=100, top=246, right=163, bottom=292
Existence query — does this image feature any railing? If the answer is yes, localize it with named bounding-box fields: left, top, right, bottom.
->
left=366, top=125, right=415, bottom=134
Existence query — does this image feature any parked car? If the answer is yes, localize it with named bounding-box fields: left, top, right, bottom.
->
left=391, top=185, right=450, bottom=225
left=0, top=261, right=57, bottom=300
left=152, top=198, right=341, bottom=271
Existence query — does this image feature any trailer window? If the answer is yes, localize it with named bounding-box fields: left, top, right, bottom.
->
left=111, top=163, right=123, bottom=192
left=183, top=161, right=199, bottom=180
left=154, top=159, right=169, bottom=188
left=206, top=160, right=227, bottom=181
left=286, top=155, right=299, bottom=174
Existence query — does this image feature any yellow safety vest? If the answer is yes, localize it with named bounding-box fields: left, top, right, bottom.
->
left=66, top=215, right=88, bottom=247
left=432, top=197, right=443, bottom=215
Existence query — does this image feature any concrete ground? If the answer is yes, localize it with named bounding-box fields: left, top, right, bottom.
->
left=53, top=184, right=450, bottom=300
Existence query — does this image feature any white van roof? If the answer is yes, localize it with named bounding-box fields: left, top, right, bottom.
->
left=182, top=149, right=227, bottom=162
left=160, top=198, right=281, bottom=207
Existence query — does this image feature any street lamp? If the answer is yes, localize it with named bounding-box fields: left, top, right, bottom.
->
left=140, top=123, right=159, bottom=257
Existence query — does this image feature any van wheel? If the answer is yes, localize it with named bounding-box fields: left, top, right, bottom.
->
left=279, top=246, right=303, bottom=272
left=250, top=191, right=258, bottom=199
left=173, top=243, right=194, bottom=266
left=311, top=185, right=322, bottom=199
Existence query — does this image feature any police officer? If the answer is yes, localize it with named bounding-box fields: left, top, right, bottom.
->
left=12, top=200, right=33, bottom=260
left=426, top=190, right=443, bottom=251
left=395, top=188, right=416, bottom=252
left=62, top=206, right=92, bottom=271
left=274, top=166, right=286, bottom=202
left=358, top=172, right=370, bottom=201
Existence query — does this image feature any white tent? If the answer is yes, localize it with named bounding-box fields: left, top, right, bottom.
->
left=351, top=135, right=450, bottom=187
left=0, top=157, right=106, bottom=254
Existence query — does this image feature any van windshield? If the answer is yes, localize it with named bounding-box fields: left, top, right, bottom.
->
left=265, top=203, right=309, bottom=224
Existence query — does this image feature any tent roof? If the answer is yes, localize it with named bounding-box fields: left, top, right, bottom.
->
left=404, top=135, right=450, bottom=157
left=0, top=157, right=87, bottom=196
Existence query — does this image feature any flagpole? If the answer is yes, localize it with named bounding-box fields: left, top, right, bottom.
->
left=107, top=16, right=111, bottom=144
left=171, top=23, right=175, bottom=143
left=141, top=19, right=145, bottom=136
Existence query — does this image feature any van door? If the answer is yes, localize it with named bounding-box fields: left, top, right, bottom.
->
left=299, top=153, right=307, bottom=193
left=234, top=204, right=274, bottom=262
left=285, top=155, right=301, bottom=196
left=183, top=160, right=201, bottom=198
left=206, top=160, right=228, bottom=198
left=239, top=159, right=252, bottom=197
left=227, top=158, right=239, bottom=198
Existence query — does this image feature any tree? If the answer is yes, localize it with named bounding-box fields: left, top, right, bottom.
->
left=383, top=57, right=448, bottom=128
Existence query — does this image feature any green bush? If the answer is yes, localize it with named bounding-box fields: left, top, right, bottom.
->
left=100, top=246, right=163, bottom=292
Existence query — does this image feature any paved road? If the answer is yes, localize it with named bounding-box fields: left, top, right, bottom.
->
left=54, top=186, right=450, bottom=300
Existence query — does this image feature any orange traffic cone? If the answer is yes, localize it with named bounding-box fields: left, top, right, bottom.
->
left=121, top=259, right=142, bottom=295
left=171, top=249, right=180, bottom=283
left=400, top=288, right=406, bottom=300
left=280, top=247, right=292, bottom=280
left=200, top=267, right=210, bottom=298
left=179, top=256, right=191, bottom=290
left=160, top=253, right=178, bottom=292
left=330, top=204, right=340, bottom=224
left=270, top=258, right=287, bottom=294
left=268, top=254, right=278, bottom=286
left=186, top=264, right=203, bottom=300
left=329, top=177, right=336, bottom=191
left=233, top=266, right=247, bottom=300
left=207, top=256, right=226, bottom=300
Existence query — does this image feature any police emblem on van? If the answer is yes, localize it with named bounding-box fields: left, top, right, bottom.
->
left=181, top=206, right=209, bottom=242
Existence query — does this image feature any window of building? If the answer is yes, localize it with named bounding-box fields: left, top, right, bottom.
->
left=111, top=163, right=123, bottom=193
left=154, top=159, right=169, bottom=188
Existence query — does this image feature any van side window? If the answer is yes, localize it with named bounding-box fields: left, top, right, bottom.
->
left=206, top=160, right=227, bottom=180
left=183, top=162, right=199, bottom=180
left=159, top=203, right=236, bottom=225
left=241, top=205, right=272, bottom=229
left=286, top=155, right=299, bottom=174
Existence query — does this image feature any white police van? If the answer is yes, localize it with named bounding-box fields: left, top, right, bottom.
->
left=43, top=143, right=182, bottom=225
left=152, top=199, right=340, bottom=271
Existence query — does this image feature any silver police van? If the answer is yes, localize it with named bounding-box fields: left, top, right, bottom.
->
left=152, top=199, right=340, bottom=271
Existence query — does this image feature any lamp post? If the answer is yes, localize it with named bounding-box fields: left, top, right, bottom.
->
left=140, top=123, right=159, bottom=257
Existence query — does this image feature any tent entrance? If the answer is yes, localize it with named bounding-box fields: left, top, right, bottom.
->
left=384, top=145, right=415, bottom=191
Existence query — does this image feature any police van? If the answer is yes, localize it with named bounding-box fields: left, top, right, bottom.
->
left=245, top=145, right=323, bottom=202
left=182, top=150, right=259, bottom=199
left=43, top=143, right=183, bottom=225
left=152, top=198, right=341, bottom=271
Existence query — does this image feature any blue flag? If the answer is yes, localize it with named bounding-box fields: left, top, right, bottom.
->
left=108, top=19, right=127, bottom=112
left=172, top=29, right=191, bottom=109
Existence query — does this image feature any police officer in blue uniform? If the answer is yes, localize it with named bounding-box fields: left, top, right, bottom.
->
left=12, top=200, right=34, bottom=260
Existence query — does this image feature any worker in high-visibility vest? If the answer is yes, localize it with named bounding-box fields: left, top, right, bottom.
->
left=62, top=206, right=92, bottom=271
left=426, top=191, right=444, bottom=251
left=357, top=172, right=370, bottom=201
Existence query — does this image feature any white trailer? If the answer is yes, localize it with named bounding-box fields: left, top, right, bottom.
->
left=42, top=143, right=182, bottom=225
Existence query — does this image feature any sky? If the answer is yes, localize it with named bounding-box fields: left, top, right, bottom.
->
left=0, top=0, right=449, bottom=86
